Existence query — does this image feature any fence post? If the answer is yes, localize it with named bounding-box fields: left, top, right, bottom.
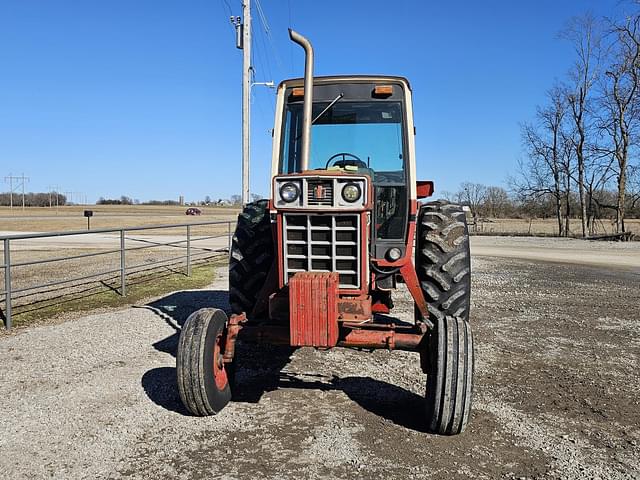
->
left=227, top=221, right=232, bottom=258
left=120, top=230, right=126, bottom=296
left=186, top=225, right=191, bottom=277
left=3, top=238, right=11, bottom=330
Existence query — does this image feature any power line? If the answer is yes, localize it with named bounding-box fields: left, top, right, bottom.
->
left=4, top=173, right=29, bottom=211
left=219, top=0, right=236, bottom=35
left=221, top=0, right=234, bottom=17
left=64, top=191, right=85, bottom=205
left=254, top=0, right=284, bottom=72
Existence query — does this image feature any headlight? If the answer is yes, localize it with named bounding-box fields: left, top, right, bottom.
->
left=386, top=247, right=402, bottom=261
left=341, top=183, right=361, bottom=203
left=279, top=182, right=300, bottom=203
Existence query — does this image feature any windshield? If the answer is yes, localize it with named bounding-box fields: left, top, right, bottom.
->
left=280, top=101, right=405, bottom=181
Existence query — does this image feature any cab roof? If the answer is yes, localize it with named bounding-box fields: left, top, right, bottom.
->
left=278, top=75, right=412, bottom=92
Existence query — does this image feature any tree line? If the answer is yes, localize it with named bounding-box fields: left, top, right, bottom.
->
left=0, top=192, right=67, bottom=207
left=513, top=9, right=640, bottom=237
left=441, top=181, right=640, bottom=223
left=95, top=194, right=263, bottom=206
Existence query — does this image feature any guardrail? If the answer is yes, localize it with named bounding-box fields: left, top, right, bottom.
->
left=1, top=220, right=234, bottom=330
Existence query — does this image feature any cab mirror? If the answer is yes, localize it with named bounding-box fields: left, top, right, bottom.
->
left=416, top=181, right=434, bottom=199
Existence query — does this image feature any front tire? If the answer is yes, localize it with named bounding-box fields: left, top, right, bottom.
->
left=177, top=308, right=232, bottom=415
left=425, top=315, right=474, bottom=435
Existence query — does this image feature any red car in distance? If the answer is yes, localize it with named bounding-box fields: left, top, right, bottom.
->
left=185, top=207, right=202, bottom=216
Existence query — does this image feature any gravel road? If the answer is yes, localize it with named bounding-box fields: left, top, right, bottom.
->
left=470, top=236, right=640, bottom=269
left=0, top=238, right=639, bottom=479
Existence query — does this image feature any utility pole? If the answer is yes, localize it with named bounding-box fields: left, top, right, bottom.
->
left=5, top=174, right=13, bottom=211
left=21, top=173, right=27, bottom=210
left=231, top=2, right=274, bottom=205
left=70, top=191, right=84, bottom=205
left=232, top=1, right=252, bottom=205
left=48, top=186, right=54, bottom=208
left=48, top=185, right=60, bottom=213
left=63, top=191, right=82, bottom=205
left=241, top=1, right=252, bottom=205
left=4, top=173, right=29, bottom=211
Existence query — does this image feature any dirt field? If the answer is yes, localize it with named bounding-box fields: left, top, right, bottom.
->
left=0, top=237, right=639, bottom=479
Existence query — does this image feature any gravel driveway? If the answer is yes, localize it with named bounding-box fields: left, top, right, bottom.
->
left=0, top=239, right=639, bottom=479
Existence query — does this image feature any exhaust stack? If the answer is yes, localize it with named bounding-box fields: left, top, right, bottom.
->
left=288, top=29, right=314, bottom=172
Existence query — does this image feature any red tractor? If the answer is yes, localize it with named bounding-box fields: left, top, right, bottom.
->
left=177, top=30, right=473, bottom=435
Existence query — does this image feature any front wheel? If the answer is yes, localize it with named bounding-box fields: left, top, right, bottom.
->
left=177, top=308, right=232, bottom=415
left=425, top=315, right=474, bottom=435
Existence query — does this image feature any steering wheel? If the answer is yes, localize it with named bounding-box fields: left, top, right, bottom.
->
left=325, top=152, right=367, bottom=169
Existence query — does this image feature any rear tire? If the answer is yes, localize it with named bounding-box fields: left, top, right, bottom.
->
left=425, top=315, right=474, bottom=435
left=229, top=200, right=274, bottom=316
left=177, top=308, right=232, bottom=415
left=416, top=201, right=471, bottom=323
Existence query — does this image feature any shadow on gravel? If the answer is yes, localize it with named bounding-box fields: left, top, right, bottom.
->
left=142, top=367, right=190, bottom=415
left=139, top=289, right=231, bottom=416
left=334, top=376, right=427, bottom=432
left=140, top=290, right=424, bottom=430
left=140, top=289, right=294, bottom=415
left=274, top=374, right=427, bottom=432
left=142, top=289, right=230, bottom=357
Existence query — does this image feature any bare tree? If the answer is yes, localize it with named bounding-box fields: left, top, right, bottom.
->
left=515, top=86, right=570, bottom=235
left=583, top=142, right=618, bottom=234
left=628, top=163, right=640, bottom=213
left=599, top=13, right=640, bottom=232
left=438, top=190, right=456, bottom=202
left=563, top=13, right=603, bottom=237
left=484, top=186, right=511, bottom=217
left=559, top=128, right=577, bottom=235
left=457, top=182, right=487, bottom=219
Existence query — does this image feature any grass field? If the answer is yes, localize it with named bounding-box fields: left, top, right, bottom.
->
left=468, top=217, right=640, bottom=236
left=1, top=205, right=638, bottom=237
left=0, top=204, right=240, bottom=233
left=5, top=259, right=224, bottom=328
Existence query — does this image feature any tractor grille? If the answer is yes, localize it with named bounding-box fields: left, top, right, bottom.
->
left=307, top=179, right=334, bottom=206
left=283, top=213, right=360, bottom=289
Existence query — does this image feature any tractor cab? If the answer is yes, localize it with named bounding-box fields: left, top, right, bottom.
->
left=272, top=76, right=415, bottom=266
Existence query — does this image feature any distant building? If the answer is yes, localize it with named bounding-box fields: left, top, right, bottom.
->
left=179, top=195, right=184, bottom=206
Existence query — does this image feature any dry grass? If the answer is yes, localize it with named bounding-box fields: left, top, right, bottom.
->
left=2, top=205, right=638, bottom=237
left=0, top=204, right=240, bottom=234
left=471, top=217, right=640, bottom=236
left=4, top=259, right=225, bottom=328
left=0, top=205, right=237, bottom=328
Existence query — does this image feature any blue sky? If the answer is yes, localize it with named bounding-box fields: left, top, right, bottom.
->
left=0, top=0, right=622, bottom=203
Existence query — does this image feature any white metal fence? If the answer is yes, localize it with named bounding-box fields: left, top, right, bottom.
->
left=1, top=220, right=234, bottom=330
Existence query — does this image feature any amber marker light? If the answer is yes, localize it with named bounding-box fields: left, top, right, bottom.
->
left=373, top=85, right=393, bottom=97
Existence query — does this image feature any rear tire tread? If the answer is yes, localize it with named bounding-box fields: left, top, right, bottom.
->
left=229, top=200, right=274, bottom=316
left=416, top=200, right=471, bottom=323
